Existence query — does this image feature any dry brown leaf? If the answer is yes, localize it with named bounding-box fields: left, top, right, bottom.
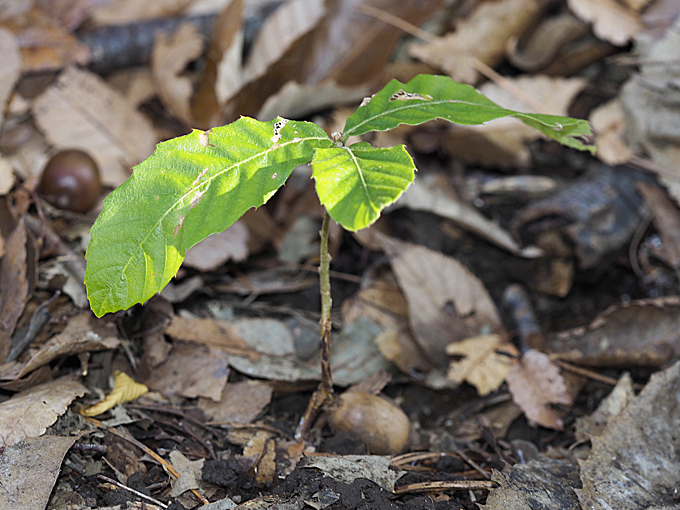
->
left=568, top=0, right=642, bottom=45
left=81, top=371, right=149, bottom=416
left=33, top=66, right=156, bottom=187
left=548, top=296, right=680, bottom=367
left=0, top=222, right=28, bottom=362
left=166, top=315, right=260, bottom=359
left=0, top=376, right=87, bottom=446
left=379, top=235, right=505, bottom=366
left=0, top=313, right=120, bottom=381
left=199, top=381, right=273, bottom=424
left=409, top=0, right=544, bottom=83
left=446, top=334, right=519, bottom=396
left=143, top=342, right=230, bottom=401
left=589, top=99, right=633, bottom=165
left=90, top=0, right=194, bottom=25
left=506, top=349, right=572, bottom=430
left=0, top=160, right=15, bottom=196
left=576, top=372, right=634, bottom=441
left=0, top=435, right=80, bottom=510
left=0, top=28, right=21, bottom=128
left=183, top=220, right=249, bottom=271
left=152, top=23, right=205, bottom=125
left=397, top=174, right=542, bottom=257
left=443, top=75, right=587, bottom=168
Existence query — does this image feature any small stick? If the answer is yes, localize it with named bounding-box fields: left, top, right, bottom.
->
left=393, top=480, right=498, bottom=495
left=97, top=474, right=168, bottom=508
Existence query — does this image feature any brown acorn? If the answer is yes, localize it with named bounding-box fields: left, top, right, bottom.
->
left=39, top=150, right=101, bottom=213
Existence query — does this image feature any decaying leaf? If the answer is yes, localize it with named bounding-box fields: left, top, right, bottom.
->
left=199, top=381, right=273, bottom=424
left=379, top=235, right=505, bottom=366
left=590, top=99, right=633, bottom=165
left=0, top=222, right=28, bottom=362
left=184, top=220, right=249, bottom=271
left=0, top=28, right=21, bottom=128
left=244, top=430, right=276, bottom=486
left=33, top=66, right=156, bottom=187
left=446, top=334, right=519, bottom=396
left=577, top=361, right=680, bottom=509
left=168, top=449, right=205, bottom=498
left=81, top=371, right=149, bottom=416
left=0, top=376, right=87, bottom=446
left=302, top=455, right=405, bottom=492
left=505, top=349, right=572, bottom=430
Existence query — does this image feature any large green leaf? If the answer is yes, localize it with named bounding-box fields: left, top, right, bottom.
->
left=343, top=74, right=595, bottom=153
left=311, top=143, right=415, bottom=231
left=85, top=117, right=332, bottom=317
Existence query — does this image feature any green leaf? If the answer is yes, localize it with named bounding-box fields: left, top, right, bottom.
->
left=85, top=117, right=332, bottom=317
left=343, top=74, right=595, bottom=153
left=311, top=143, right=415, bottom=232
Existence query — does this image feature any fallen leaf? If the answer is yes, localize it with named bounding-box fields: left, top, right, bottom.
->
left=379, top=235, right=505, bottom=366
left=446, top=334, right=519, bottom=396
left=0, top=28, right=21, bottom=128
left=143, top=342, right=230, bottom=401
left=168, top=449, right=205, bottom=497
left=0, top=376, right=87, bottom=446
left=547, top=296, right=680, bottom=367
left=577, top=361, right=680, bottom=509
left=589, top=99, right=633, bottom=165
left=243, top=430, right=276, bottom=486
left=0, top=435, right=79, bottom=509
left=165, top=315, right=259, bottom=359
left=576, top=372, right=634, bottom=441
left=184, top=221, right=249, bottom=270
left=90, top=0, right=194, bottom=25
left=568, top=0, right=642, bottom=45
left=152, top=22, right=205, bottom=125
left=0, top=313, right=120, bottom=381
left=409, top=0, right=544, bottom=83
left=505, top=349, right=572, bottom=430
left=33, top=66, right=156, bottom=187
left=81, top=371, right=149, bottom=416
left=0, top=222, right=28, bottom=362
left=636, top=181, right=680, bottom=268
left=199, top=381, right=273, bottom=424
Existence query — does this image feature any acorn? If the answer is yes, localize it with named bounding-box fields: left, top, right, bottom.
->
left=39, top=149, right=101, bottom=213
left=327, top=391, right=412, bottom=455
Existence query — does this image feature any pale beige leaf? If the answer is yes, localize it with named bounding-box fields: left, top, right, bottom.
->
left=152, top=23, right=205, bottom=125
left=446, top=334, right=519, bottom=396
left=0, top=28, right=21, bottom=128
left=0, top=435, right=79, bottom=510
left=506, top=349, right=572, bottom=430
left=81, top=371, right=149, bottom=416
left=168, top=450, right=204, bottom=498
left=409, top=0, right=544, bottom=83
left=166, top=315, right=261, bottom=359
left=0, top=376, right=87, bottom=446
left=243, top=0, right=325, bottom=84
left=590, top=99, right=633, bottom=165
left=33, top=66, right=156, bottom=187
left=183, top=220, right=249, bottom=271
left=568, top=0, right=642, bottom=45
left=379, top=235, right=505, bottom=366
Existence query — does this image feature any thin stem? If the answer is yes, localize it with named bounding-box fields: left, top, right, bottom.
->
left=319, top=210, right=334, bottom=396
left=294, top=211, right=335, bottom=440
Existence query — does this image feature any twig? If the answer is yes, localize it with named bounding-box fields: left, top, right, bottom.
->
left=393, top=480, right=497, bottom=495
left=97, top=474, right=168, bottom=508
left=554, top=360, right=644, bottom=390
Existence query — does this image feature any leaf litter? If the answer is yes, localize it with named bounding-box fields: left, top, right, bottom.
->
left=2, top=0, right=680, bottom=508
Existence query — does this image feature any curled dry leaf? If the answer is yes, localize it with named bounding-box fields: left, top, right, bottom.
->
left=152, top=22, right=205, bottom=125
left=505, top=349, right=572, bottom=430
left=409, top=0, right=545, bottom=83
left=81, top=371, right=149, bottom=416
left=568, top=0, right=642, bottom=46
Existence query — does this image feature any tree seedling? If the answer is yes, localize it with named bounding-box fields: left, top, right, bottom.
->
left=85, top=74, right=595, bottom=442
